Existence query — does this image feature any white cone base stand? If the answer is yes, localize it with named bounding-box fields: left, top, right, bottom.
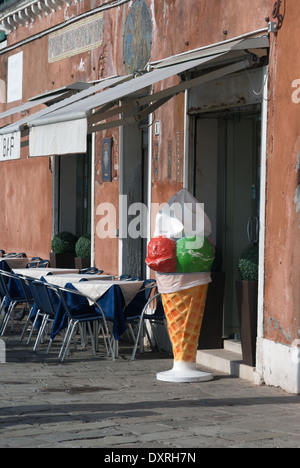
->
left=157, top=361, right=213, bottom=383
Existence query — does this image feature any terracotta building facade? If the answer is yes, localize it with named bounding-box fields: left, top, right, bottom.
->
left=0, top=0, right=299, bottom=394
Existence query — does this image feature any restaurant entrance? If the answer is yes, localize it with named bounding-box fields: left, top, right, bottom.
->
left=53, top=137, right=92, bottom=239
left=193, top=107, right=261, bottom=337
left=120, top=124, right=149, bottom=279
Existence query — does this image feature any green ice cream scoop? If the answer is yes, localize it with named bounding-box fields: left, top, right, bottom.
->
left=176, top=236, right=215, bottom=273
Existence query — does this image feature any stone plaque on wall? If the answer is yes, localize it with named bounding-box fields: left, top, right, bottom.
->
left=48, top=12, right=104, bottom=63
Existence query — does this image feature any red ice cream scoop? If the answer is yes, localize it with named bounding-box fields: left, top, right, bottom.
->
left=145, top=236, right=176, bottom=273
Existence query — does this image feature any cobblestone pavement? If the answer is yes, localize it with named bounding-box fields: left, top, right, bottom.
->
left=1, top=323, right=300, bottom=449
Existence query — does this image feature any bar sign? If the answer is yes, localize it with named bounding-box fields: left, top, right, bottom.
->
left=0, top=132, right=21, bottom=161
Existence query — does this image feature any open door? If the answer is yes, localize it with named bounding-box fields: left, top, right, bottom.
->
left=53, top=137, right=92, bottom=238
left=120, top=125, right=149, bottom=278
left=194, top=109, right=260, bottom=337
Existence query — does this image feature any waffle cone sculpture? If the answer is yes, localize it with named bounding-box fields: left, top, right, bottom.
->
left=161, top=284, right=208, bottom=363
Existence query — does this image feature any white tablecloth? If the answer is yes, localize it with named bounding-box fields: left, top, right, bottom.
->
left=13, top=268, right=80, bottom=277
left=69, top=280, right=144, bottom=305
left=44, top=274, right=114, bottom=287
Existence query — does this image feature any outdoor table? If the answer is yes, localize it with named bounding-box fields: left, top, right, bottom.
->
left=50, top=279, right=144, bottom=342
left=44, top=274, right=114, bottom=286
left=17, top=273, right=111, bottom=330
left=0, top=258, right=28, bottom=269
left=12, top=268, right=80, bottom=277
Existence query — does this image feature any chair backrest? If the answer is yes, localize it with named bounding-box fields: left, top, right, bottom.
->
left=26, top=258, right=50, bottom=268
left=37, top=260, right=50, bottom=268
left=123, top=279, right=156, bottom=319
left=0, top=270, right=26, bottom=302
left=18, top=276, right=34, bottom=307
left=79, top=267, right=103, bottom=274
left=0, top=274, right=6, bottom=300
left=3, top=252, right=26, bottom=258
left=55, top=285, right=94, bottom=320
left=144, top=293, right=165, bottom=319
left=26, top=257, right=43, bottom=268
left=29, top=280, right=58, bottom=317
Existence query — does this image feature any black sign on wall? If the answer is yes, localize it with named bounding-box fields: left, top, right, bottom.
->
left=102, top=138, right=112, bottom=182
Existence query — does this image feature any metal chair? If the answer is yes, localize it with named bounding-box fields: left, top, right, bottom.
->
left=0, top=270, right=27, bottom=336
left=79, top=267, right=103, bottom=274
left=37, top=260, right=50, bottom=268
left=3, top=252, right=26, bottom=258
left=26, top=257, right=50, bottom=268
left=18, top=276, right=38, bottom=343
left=25, top=279, right=59, bottom=352
left=114, top=274, right=132, bottom=280
left=121, top=279, right=157, bottom=356
left=26, top=257, right=42, bottom=268
left=53, top=284, right=113, bottom=362
left=0, top=272, right=7, bottom=328
left=130, top=291, right=170, bottom=361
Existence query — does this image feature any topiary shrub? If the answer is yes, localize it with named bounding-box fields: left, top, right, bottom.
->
left=51, top=231, right=77, bottom=254
left=75, top=235, right=91, bottom=258
left=238, top=243, right=259, bottom=281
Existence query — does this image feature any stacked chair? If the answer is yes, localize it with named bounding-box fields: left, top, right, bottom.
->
left=79, top=267, right=103, bottom=274
left=26, top=257, right=50, bottom=268
left=3, top=252, right=26, bottom=258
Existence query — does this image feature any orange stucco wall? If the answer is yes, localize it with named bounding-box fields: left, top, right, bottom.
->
left=264, top=0, right=300, bottom=344
left=0, top=156, right=52, bottom=258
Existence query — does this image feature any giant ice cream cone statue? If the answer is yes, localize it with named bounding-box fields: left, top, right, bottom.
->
left=162, top=284, right=208, bottom=363
left=146, top=189, right=214, bottom=382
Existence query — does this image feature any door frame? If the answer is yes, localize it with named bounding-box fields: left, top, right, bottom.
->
left=184, top=66, right=268, bottom=342
left=118, top=122, right=150, bottom=278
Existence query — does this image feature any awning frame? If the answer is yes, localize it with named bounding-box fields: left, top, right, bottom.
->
left=88, top=57, right=253, bottom=133
left=0, top=75, right=131, bottom=135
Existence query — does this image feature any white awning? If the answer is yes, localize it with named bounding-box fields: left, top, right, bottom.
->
left=151, top=35, right=269, bottom=67
left=29, top=119, right=87, bottom=157
left=0, top=75, right=130, bottom=135
left=0, top=92, right=66, bottom=120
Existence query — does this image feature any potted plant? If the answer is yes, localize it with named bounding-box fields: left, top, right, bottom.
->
left=236, top=243, right=258, bottom=367
left=75, top=234, right=91, bottom=269
left=50, top=231, right=77, bottom=268
left=198, top=246, right=225, bottom=349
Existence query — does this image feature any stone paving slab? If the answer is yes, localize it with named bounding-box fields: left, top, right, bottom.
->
left=0, top=324, right=300, bottom=449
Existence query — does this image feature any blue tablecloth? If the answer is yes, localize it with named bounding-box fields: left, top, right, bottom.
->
left=0, top=260, right=11, bottom=272
left=50, top=282, right=126, bottom=341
